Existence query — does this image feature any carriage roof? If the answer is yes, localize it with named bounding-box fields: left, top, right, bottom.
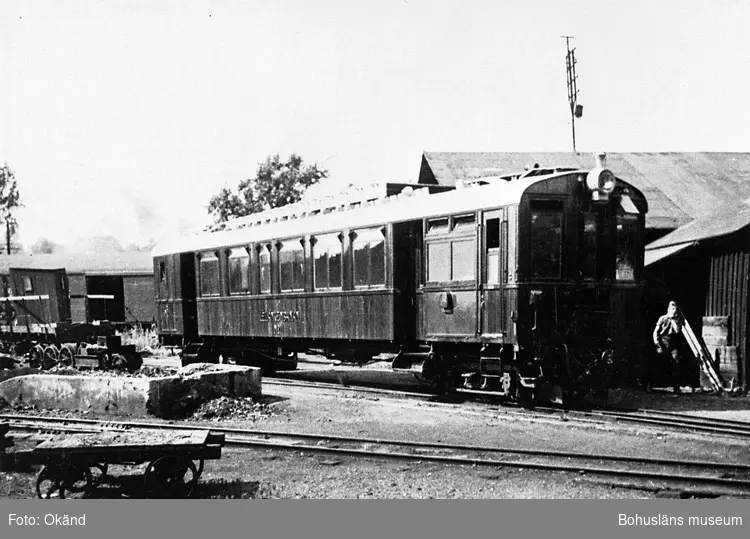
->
left=152, top=169, right=602, bottom=257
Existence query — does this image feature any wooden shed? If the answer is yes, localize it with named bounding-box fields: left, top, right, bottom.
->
left=646, top=197, right=750, bottom=390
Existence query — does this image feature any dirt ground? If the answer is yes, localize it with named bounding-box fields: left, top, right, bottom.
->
left=2, top=359, right=750, bottom=499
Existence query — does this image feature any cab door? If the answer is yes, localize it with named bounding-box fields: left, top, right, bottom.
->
left=420, top=213, right=479, bottom=340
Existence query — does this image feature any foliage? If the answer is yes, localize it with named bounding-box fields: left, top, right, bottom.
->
left=0, top=163, right=21, bottom=254
left=30, top=237, right=59, bottom=254
left=208, top=154, right=329, bottom=223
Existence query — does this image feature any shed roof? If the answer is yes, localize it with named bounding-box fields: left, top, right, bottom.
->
left=644, top=197, right=750, bottom=267
left=0, top=252, right=153, bottom=276
left=420, top=152, right=750, bottom=230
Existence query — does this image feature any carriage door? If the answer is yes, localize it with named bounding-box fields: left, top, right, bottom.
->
left=480, top=211, right=504, bottom=337
left=422, top=213, right=479, bottom=339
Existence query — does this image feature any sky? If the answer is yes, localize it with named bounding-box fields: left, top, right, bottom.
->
left=1, top=0, right=749, bottom=250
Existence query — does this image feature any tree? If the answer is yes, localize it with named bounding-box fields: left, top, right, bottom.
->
left=208, top=154, right=329, bottom=223
left=0, top=163, right=21, bottom=255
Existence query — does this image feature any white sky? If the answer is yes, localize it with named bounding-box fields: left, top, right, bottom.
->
left=2, top=0, right=749, bottom=248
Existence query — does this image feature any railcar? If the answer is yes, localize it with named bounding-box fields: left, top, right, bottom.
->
left=0, top=267, right=143, bottom=371
left=153, top=156, right=648, bottom=401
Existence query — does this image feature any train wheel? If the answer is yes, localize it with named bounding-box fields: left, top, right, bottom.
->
left=144, top=457, right=198, bottom=498
left=30, top=344, right=45, bottom=368
left=109, top=353, right=128, bottom=370
left=43, top=345, right=60, bottom=369
left=59, top=345, right=76, bottom=367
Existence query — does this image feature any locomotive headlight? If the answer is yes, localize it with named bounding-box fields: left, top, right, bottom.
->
left=586, top=168, right=616, bottom=200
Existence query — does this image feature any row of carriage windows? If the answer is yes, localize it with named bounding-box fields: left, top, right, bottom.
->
left=197, top=228, right=386, bottom=297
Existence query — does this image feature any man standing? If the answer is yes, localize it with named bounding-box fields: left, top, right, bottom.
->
left=653, top=301, right=685, bottom=394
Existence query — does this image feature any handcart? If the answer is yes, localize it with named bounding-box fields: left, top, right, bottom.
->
left=17, top=429, right=225, bottom=499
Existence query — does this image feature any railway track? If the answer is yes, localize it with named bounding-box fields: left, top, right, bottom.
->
left=3, top=413, right=750, bottom=496
left=267, top=376, right=750, bottom=440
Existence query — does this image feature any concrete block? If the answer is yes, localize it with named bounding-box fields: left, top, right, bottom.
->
left=0, top=363, right=262, bottom=418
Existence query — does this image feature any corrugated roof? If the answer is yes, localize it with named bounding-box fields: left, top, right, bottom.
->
left=645, top=242, right=697, bottom=267
left=0, top=252, right=153, bottom=276
left=646, top=197, right=750, bottom=252
left=421, top=152, right=750, bottom=229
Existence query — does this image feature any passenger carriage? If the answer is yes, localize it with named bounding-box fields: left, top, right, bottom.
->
left=153, top=159, right=647, bottom=400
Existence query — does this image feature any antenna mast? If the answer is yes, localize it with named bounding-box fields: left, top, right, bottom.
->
left=562, top=36, right=583, bottom=152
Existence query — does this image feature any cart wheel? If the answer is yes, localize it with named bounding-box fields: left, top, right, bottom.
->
left=144, top=457, right=199, bottom=498
left=59, top=345, right=76, bottom=367
left=36, top=464, right=92, bottom=499
left=89, top=461, right=109, bottom=486
left=195, top=459, right=205, bottom=479
left=36, top=466, right=65, bottom=499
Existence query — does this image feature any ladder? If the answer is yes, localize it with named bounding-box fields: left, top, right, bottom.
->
left=680, top=314, right=723, bottom=392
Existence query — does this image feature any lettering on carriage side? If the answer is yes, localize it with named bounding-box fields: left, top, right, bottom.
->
left=260, top=310, right=301, bottom=323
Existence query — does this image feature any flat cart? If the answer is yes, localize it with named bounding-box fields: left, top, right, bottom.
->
left=18, top=429, right=225, bottom=499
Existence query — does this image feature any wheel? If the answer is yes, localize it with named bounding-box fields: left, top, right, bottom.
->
left=59, top=345, right=76, bottom=367
left=126, top=352, right=143, bottom=372
left=36, top=466, right=64, bottom=499
left=36, top=464, right=92, bottom=499
left=109, top=353, right=128, bottom=370
left=144, top=457, right=199, bottom=498
left=30, top=344, right=45, bottom=368
left=89, top=461, right=109, bottom=486
left=43, top=345, right=60, bottom=368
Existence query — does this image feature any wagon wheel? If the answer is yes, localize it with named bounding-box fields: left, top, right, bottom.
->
left=59, top=345, right=76, bottom=367
left=36, top=464, right=92, bottom=499
left=144, top=457, right=199, bottom=498
left=109, top=353, right=128, bottom=370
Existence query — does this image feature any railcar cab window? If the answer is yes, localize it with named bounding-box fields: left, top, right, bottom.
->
left=313, top=233, right=343, bottom=290
left=530, top=201, right=563, bottom=279
left=279, top=239, right=305, bottom=292
left=228, top=247, right=250, bottom=295
left=352, top=227, right=386, bottom=288
left=198, top=252, right=220, bottom=297
left=426, top=214, right=476, bottom=283
left=616, top=213, right=638, bottom=280
left=258, top=244, right=272, bottom=294
left=22, top=276, right=33, bottom=294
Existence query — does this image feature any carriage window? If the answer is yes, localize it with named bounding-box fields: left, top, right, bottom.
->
left=22, top=276, right=33, bottom=294
left=258, top=245, right=272, bottom=294
left=427, top=242, right=451, bottom=282
left=313, top=233, right=343, bottom=290
left=530, top=201, right=563, bottom=279
left=486, top=218, right=500, bottom=284
left=199, top=252, right=220, bottom=296
left=427, top=218, right=449, bottom=235
left=452, top=240, right=476, bottom=281
left=427, top=240, right=476, bottom=282
left=452, top=214, right=475, bottom=231
left=353, top=227, right=386, bottom=288
left=279, top=239, right=305, bottom=292
left=228, top=247, right=250, bottom=295
left=582, top=213, right=597, bottom=280
left=616, top=214, right=638, bottom=281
